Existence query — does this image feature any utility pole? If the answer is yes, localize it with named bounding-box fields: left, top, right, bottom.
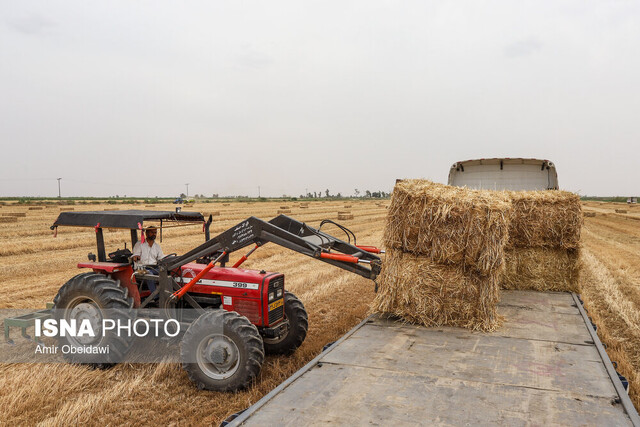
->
left=258, top=186, right=261, bottom=198
left=185, top=183, right=189, bottom=198
left=57, top=178, right=62, bottom=198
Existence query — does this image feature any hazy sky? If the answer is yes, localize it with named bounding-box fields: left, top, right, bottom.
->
left=1, top=1, right=638, bottom=197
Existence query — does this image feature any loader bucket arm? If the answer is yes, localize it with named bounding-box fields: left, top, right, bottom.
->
left=159, top=215, right=381, bottom=280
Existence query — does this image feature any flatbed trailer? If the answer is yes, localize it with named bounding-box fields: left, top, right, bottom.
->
left=231, top=291, right=639, bottom=426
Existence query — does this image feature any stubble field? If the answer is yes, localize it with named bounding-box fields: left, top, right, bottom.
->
left=0, top=199, right=639, bottom=424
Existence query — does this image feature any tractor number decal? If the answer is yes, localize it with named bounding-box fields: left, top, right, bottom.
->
left=182, top=278, right=259, bottom=290
left=269, top=299, right=284, bottom=311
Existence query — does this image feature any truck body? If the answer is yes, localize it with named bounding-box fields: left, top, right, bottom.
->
left=448, top=158, right=559, bottom=190
left=231, top=291, right=639, bottom=426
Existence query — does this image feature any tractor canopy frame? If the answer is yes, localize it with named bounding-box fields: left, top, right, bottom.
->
left=52, top=209, right=210, bottom=262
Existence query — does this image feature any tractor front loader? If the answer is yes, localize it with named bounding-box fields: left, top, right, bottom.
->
left=4, top=210, right=383, bottom=392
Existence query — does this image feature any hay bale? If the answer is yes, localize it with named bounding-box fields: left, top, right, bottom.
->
left=507, top=191, right=582, bottom=249
left=344, top=204, right=352, bottom=208
left=338, top=212, right=354, bottom=220
left=616, top=209, right=627, bottom=214
left=500, top=248, right=581, bottom=293
left=300, top=205, right=309, bottom=209
left=2, top=212, right=27, bottom=217
left=0, top=216, right=18, bottom=223
left=28, top=207, right=43, bottom=210
left=145, top=205, right=155, bottom=207
left=223, top=203, right=230, bottom=206
left=584, top=212, right=596, bottom=218
left=280, top=206, right=289, bottom=209
left=384, top=180, right=512, bottom=274
left=371, top=250, right=502, bottom=332
left=60, top=207, right=74, bottom=211
left=104, top=208, right=120, bottom=211
left=277, top=209, right=291, bottom=214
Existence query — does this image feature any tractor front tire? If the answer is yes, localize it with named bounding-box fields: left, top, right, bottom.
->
left=181, top=310, right=264, bottom=392
left=53, top=272, right=135, bottom=369
left=263, top=292, right=308, bottom=355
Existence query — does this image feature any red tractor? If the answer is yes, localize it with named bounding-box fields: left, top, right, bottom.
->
left=43, top=209, right=382, bottom=391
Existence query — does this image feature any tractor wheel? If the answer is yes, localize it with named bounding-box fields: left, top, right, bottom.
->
left=181, top=310, right=264, bottom=391
left=53, top=272, right=135, bottom=369
left=263, top=292, right=308, bottom=355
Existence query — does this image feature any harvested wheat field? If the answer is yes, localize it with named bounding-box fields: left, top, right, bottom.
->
left=2, top=199, right=640, bottom=422
left=0, top=200, right=387, bottom=425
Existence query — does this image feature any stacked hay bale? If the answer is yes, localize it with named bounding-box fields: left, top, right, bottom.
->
left=371, top=180, right=511, bottom=331
left=500, top=191, right=582, bottom=293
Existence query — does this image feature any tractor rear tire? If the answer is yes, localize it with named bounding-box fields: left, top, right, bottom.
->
left=263, top=292, right=308, bottom=355
left=181, top=310, right=264, bottom=391
left=53, top=272, right=135, bottom=369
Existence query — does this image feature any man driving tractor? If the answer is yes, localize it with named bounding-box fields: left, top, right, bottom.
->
left=132, top=226, right=164, bottom=293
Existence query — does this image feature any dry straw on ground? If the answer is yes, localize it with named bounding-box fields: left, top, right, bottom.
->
left=383, top=179, right=512, bottom=274
left=277, top=209, right=291, bottom=214
left=0, top=217, right=18, bottom=223
left=2, top=212, right=27, bottom=217
left=371, top=250, right=502, bottom=331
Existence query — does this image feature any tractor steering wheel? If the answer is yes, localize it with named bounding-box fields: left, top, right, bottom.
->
left=160, top=253, right=177, bottom=262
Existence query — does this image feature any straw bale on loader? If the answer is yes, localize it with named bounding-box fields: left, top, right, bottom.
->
left=373, top=180, right=510, bottom=331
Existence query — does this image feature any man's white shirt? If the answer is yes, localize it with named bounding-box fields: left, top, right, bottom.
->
left=132, top=240, right=164, bottom=266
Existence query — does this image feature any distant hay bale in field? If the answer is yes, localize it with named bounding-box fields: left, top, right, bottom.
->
left=0, top=216, right=18, bottom=223
left=60, top=207, right=74, bottom=211
left=584, top=212, right=596, bottom=217
left=383, top=179, right=512, bottom=274
left=223, top=203, right=230, bottom=206
left=28, top=207, right=43, bottom=210
left=337, top=212, right=354, bottom=220
left=371, top=250, right=502, bottom=332
left=616, top=209, right=627, bottom=214
left=344, top=204, right=352, bottom=208
left=208, top=211, right=220, bottom=217
left=501, top=248, right=581, bottom=293
left=145, top=205, right=155, bottom=207
left=184, top=204, right=194, bottom=208
left=507, top=191, right=582, bottom=249
left=104, top=208, right=120, bottom=211
left=280, top=206, right=289, bottom=209
left=2, top=212, right=27, bottom=217
left=277, top=209, right=291, bottom=214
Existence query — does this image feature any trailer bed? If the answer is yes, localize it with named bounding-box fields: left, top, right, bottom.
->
left=232, top=291, right=638, bottom=426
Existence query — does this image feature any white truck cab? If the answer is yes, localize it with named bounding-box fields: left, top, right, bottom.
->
left=448, top=158, right=559, bottom=191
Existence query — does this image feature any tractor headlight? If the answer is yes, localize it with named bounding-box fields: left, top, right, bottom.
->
left=276, top=289, right=283, bottom=298
left=269, top=292, right=275, bottom=302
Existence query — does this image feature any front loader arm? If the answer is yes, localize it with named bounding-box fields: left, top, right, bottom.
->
left=159, top=215, right=381, bottom=280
